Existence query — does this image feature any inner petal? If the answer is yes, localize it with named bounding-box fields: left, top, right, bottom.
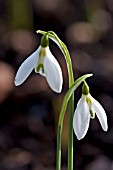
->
left=86, top=95, right=95, bottom=119
left=35, top=53, right=45, bottom=76
left=35, top=63, right=44, bottom=73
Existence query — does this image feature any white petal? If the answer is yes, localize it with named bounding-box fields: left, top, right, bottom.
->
left=73, top=95, right=90, bottom=140
left=15, top=47, right=41, bottom=86
left=44, top=47, right=63, bottom=93
left=90, top=95, right=108, bottom=131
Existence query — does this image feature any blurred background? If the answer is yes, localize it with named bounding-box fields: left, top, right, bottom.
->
left=0, top=0, right=113, bottom=169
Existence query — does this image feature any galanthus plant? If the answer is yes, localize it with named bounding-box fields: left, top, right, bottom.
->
left=73, top=81, right=108, bottom=140
left=14, top=30, right=108, bottom=170
left=15, top=33, right=63, bottom=93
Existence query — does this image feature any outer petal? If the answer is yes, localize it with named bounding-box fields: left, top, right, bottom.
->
left=90, top=95, right=108, bottom=131
left=73, top=95, right=90, bottom=140
left=15, top=47, right=41, bottom=86
left=44, top=47, right=63, bottom=93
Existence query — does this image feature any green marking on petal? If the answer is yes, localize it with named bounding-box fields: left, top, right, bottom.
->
left=90, top=109, right=95, bottom=119
left=36, top=63, right=44, bottom=73
left=86, top=96, right=92, bottom=106
left=39, top=49, right=46, bottom=57
left=86, top=96, right=95, bottom=118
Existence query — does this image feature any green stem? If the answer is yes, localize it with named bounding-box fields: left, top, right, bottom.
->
left=68, top=95, right=74, bottom=170
left=56, top=74, right=93, bottom=170
left=37, top=31, right=92, bottom=170
left=56, top=125, right=62, bottom=170
left=37, top=30, right=74, bottom=170
left=51, top=32, right=74, bottom=170
left=48, top=31, right=74, bottom=170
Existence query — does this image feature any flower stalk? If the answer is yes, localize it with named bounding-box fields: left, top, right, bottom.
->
left=37, top=30, right=74, bottom=170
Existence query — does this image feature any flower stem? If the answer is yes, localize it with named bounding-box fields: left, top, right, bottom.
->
left=58, top=39, right=74, bottom=170
left=56, top=125, right=62, bottom=170
left=37, top=30, right=87, bottom=170
left=68, top=95, right=74, bottom=170
left=48, top=32, right=74, bottom=170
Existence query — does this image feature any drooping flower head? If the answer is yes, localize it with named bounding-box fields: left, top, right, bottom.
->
left=14, top=33, right=63, bottom=93
left=73, top=81, right=108, bottom=140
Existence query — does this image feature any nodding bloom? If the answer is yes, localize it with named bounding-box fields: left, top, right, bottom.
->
left=14, top=33, right=63, bottom=93
left=73, top=81, right=108, bottom=140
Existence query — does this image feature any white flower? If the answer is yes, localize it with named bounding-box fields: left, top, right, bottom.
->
left=14, top=46, right=63, bottom=93
left=73, top=94, right=108, bottom=140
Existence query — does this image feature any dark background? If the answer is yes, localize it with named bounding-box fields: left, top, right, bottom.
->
left=0, top=0, right=113, bottom=169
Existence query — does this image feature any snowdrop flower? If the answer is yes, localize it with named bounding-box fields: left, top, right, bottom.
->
left=73, top=81, right=108, bottom=140
left=14, top=33, right=63, bottom=93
